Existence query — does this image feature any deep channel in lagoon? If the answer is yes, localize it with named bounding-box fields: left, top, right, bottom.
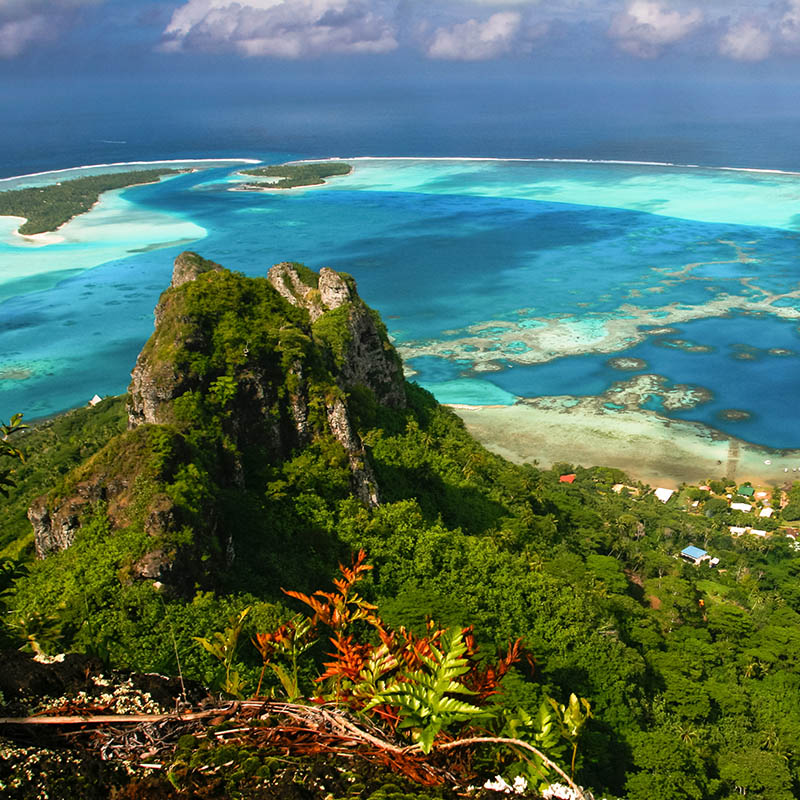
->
left=1, top=157, right=800, bottom=451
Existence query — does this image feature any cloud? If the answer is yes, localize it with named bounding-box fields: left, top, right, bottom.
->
left=719, top=19, right=771, bottom=61
left=161, top=0, right=398, bottom=57
left=426, top=11, right=524, bottom=60
left=780, top=0, right=800, bottom=44
left=609, top=0, right=702, bottom=58
left=0, top=0, right=101, bottom=58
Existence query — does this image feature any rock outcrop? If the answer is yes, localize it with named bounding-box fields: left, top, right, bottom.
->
left=30, top=253, right=407, bottom=585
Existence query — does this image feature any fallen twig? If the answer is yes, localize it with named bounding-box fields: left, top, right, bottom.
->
left=434, top=737, right=588, bottom=800
left=0, top=706, right=235, bottom=726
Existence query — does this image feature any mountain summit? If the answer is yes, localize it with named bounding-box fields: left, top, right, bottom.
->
left=29, top=253, right=406, bottom=590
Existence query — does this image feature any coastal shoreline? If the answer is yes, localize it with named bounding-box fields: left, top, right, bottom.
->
left=298, top=154, right=800, bottom=178
left=449, top=401, right=800, bottom=489
left=232, top=163, right=354, bottom=192
left=0, top=158, right=260, bottom=185
left=2, top=169, right=198, bottom=240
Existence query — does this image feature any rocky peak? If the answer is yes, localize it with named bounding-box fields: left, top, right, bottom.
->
left=268, top=262, right=325, bottom=321
left=318, top=267, right=352, bottom=309
left=170, top=251, right=223, bottom=289
left=267, top=261, right=406, bottom=410
left=30, top=253, right=410, bottom=582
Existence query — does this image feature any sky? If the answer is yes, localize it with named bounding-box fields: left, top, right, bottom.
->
left=2, top=0, right=800, bottom=176
left=3, top=0, right=800, bottom=77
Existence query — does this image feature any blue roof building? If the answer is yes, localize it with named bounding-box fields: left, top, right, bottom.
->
left=681, top=545, right=710, bottom=565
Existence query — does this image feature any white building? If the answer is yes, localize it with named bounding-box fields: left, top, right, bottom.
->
left=654, top=487, right=674, bottom=503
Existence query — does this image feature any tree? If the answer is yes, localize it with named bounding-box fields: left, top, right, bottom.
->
left=625, top=730, right=706, bottom=800
left=0, top=413, right=27, bottom=496
left=718, top=747, right=794, bottom=799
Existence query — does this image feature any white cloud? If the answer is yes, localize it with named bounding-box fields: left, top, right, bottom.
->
left=0, top=0, right=100, bottom=58
left=427, top=10, right=523, bottom=59
left=780, top=0, right=800, bottom=44
left=609, top=0, right=702, bottom=58
left=162, top=0, right=398, bottom=57
left=0, top=14, right=50, bottom=57
left=719, top=19, right=771, bottom=61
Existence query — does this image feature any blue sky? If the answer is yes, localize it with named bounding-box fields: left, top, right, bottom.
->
left=3, top=0, right=800, bottom=76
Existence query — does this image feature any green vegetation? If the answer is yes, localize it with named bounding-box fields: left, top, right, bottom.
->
left=0, top=413, right=27, bottom=499
left=4, top=259, right=800, bottom=798
left=0, top=397, right=127, bottom=557
left=239, top=161, right=352, bottom=189
left=0, top=169, right=183, bottom=235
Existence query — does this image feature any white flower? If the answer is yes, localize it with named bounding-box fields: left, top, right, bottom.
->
left=483, top=774, right=529, bottom=794
left=32, top=652, right=65, bottom=664
left=484, top=775, right=513, bottom=793
left=543, top=783, right=593, bottom=800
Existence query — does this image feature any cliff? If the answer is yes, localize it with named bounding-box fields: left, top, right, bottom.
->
left=28, top=252, right=407, bottom=588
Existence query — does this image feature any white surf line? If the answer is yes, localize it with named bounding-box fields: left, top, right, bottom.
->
left=0, top=158, right=261, bottom=184
left=289, top=155, right=800, bottom=178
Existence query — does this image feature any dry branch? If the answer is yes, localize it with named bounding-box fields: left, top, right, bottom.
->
left=0, top=700, right=579, bottom=795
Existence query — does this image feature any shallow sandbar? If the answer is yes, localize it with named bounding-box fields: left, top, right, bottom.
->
left=450, top=401, right=800, bottom=489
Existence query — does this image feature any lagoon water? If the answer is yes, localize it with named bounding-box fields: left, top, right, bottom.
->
left=2, top=155, right=800, bottom=452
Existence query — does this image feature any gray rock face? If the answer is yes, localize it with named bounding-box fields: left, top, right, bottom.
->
left=267, top=262, right=406, bottom=409
left=318, top=267, right=352, bottom=309
left=326, top=397, right=379, bottom=507
left=29, top=476, right=128, bottom=559
left=29, top=502, right=76, bottom=559
left=127, top=365, right=182, bottom=429
left=170, top=251, right=223, bottom=289
left=267, top=262, right=327, bottom=321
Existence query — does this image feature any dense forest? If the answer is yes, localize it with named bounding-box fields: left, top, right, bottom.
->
left=0, top=169, right=183, bottom=235
left=1, top=254, right=800, bottom=800
left=238, top=162, right=352, bottom=189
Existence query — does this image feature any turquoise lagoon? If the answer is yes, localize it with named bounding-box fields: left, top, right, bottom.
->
left=2, top=157, right=800, bottom=449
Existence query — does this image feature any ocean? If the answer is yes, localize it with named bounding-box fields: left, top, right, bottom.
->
left=2, top=72, right=800, bottom=457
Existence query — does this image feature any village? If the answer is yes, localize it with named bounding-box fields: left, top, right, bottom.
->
left=558, top=470, right=800, bottom=568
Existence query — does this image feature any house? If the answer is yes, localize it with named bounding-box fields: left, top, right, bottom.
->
left=729, top=526, right=748, bottom=537
left=759, top=507, right=774, bottom=518
left=730, top=502, right=752, bottom=513
left=654, top=487, right=674, bottom=503
left=750, top=529, right=768, bottom=538
left=89, top=394, right=103, bottom=407
left=559, top=474, right=576, bottom=484
left=681, top=545, right=711, bottom=565
left=737, top=485, right=755, bottom=498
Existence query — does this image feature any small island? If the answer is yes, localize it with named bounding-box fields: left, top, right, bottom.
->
left=0, top=168, right=184, bottom=235
left=237, top=161, right=352, bottom=190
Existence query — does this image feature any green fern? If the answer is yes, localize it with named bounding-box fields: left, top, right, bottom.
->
left=365, top=629, right=487, bottom=753
left=194, top=606, right=250, bottom=697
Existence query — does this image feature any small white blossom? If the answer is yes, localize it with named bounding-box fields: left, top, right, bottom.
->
left=543, top=784, right=600, bottom=800
left=483, top=774, right=528, bottom=794
left=32, top=652, right=66, bottom=664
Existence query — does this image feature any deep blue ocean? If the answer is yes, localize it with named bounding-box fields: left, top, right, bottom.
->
left=3, top=72, right=800, bottom=450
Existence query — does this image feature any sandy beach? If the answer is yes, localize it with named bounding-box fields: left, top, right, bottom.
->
left=450, top=400, right=800, bottom=489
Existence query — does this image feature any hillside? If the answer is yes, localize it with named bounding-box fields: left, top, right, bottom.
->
left=1, top=254, right=800, bottom=799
